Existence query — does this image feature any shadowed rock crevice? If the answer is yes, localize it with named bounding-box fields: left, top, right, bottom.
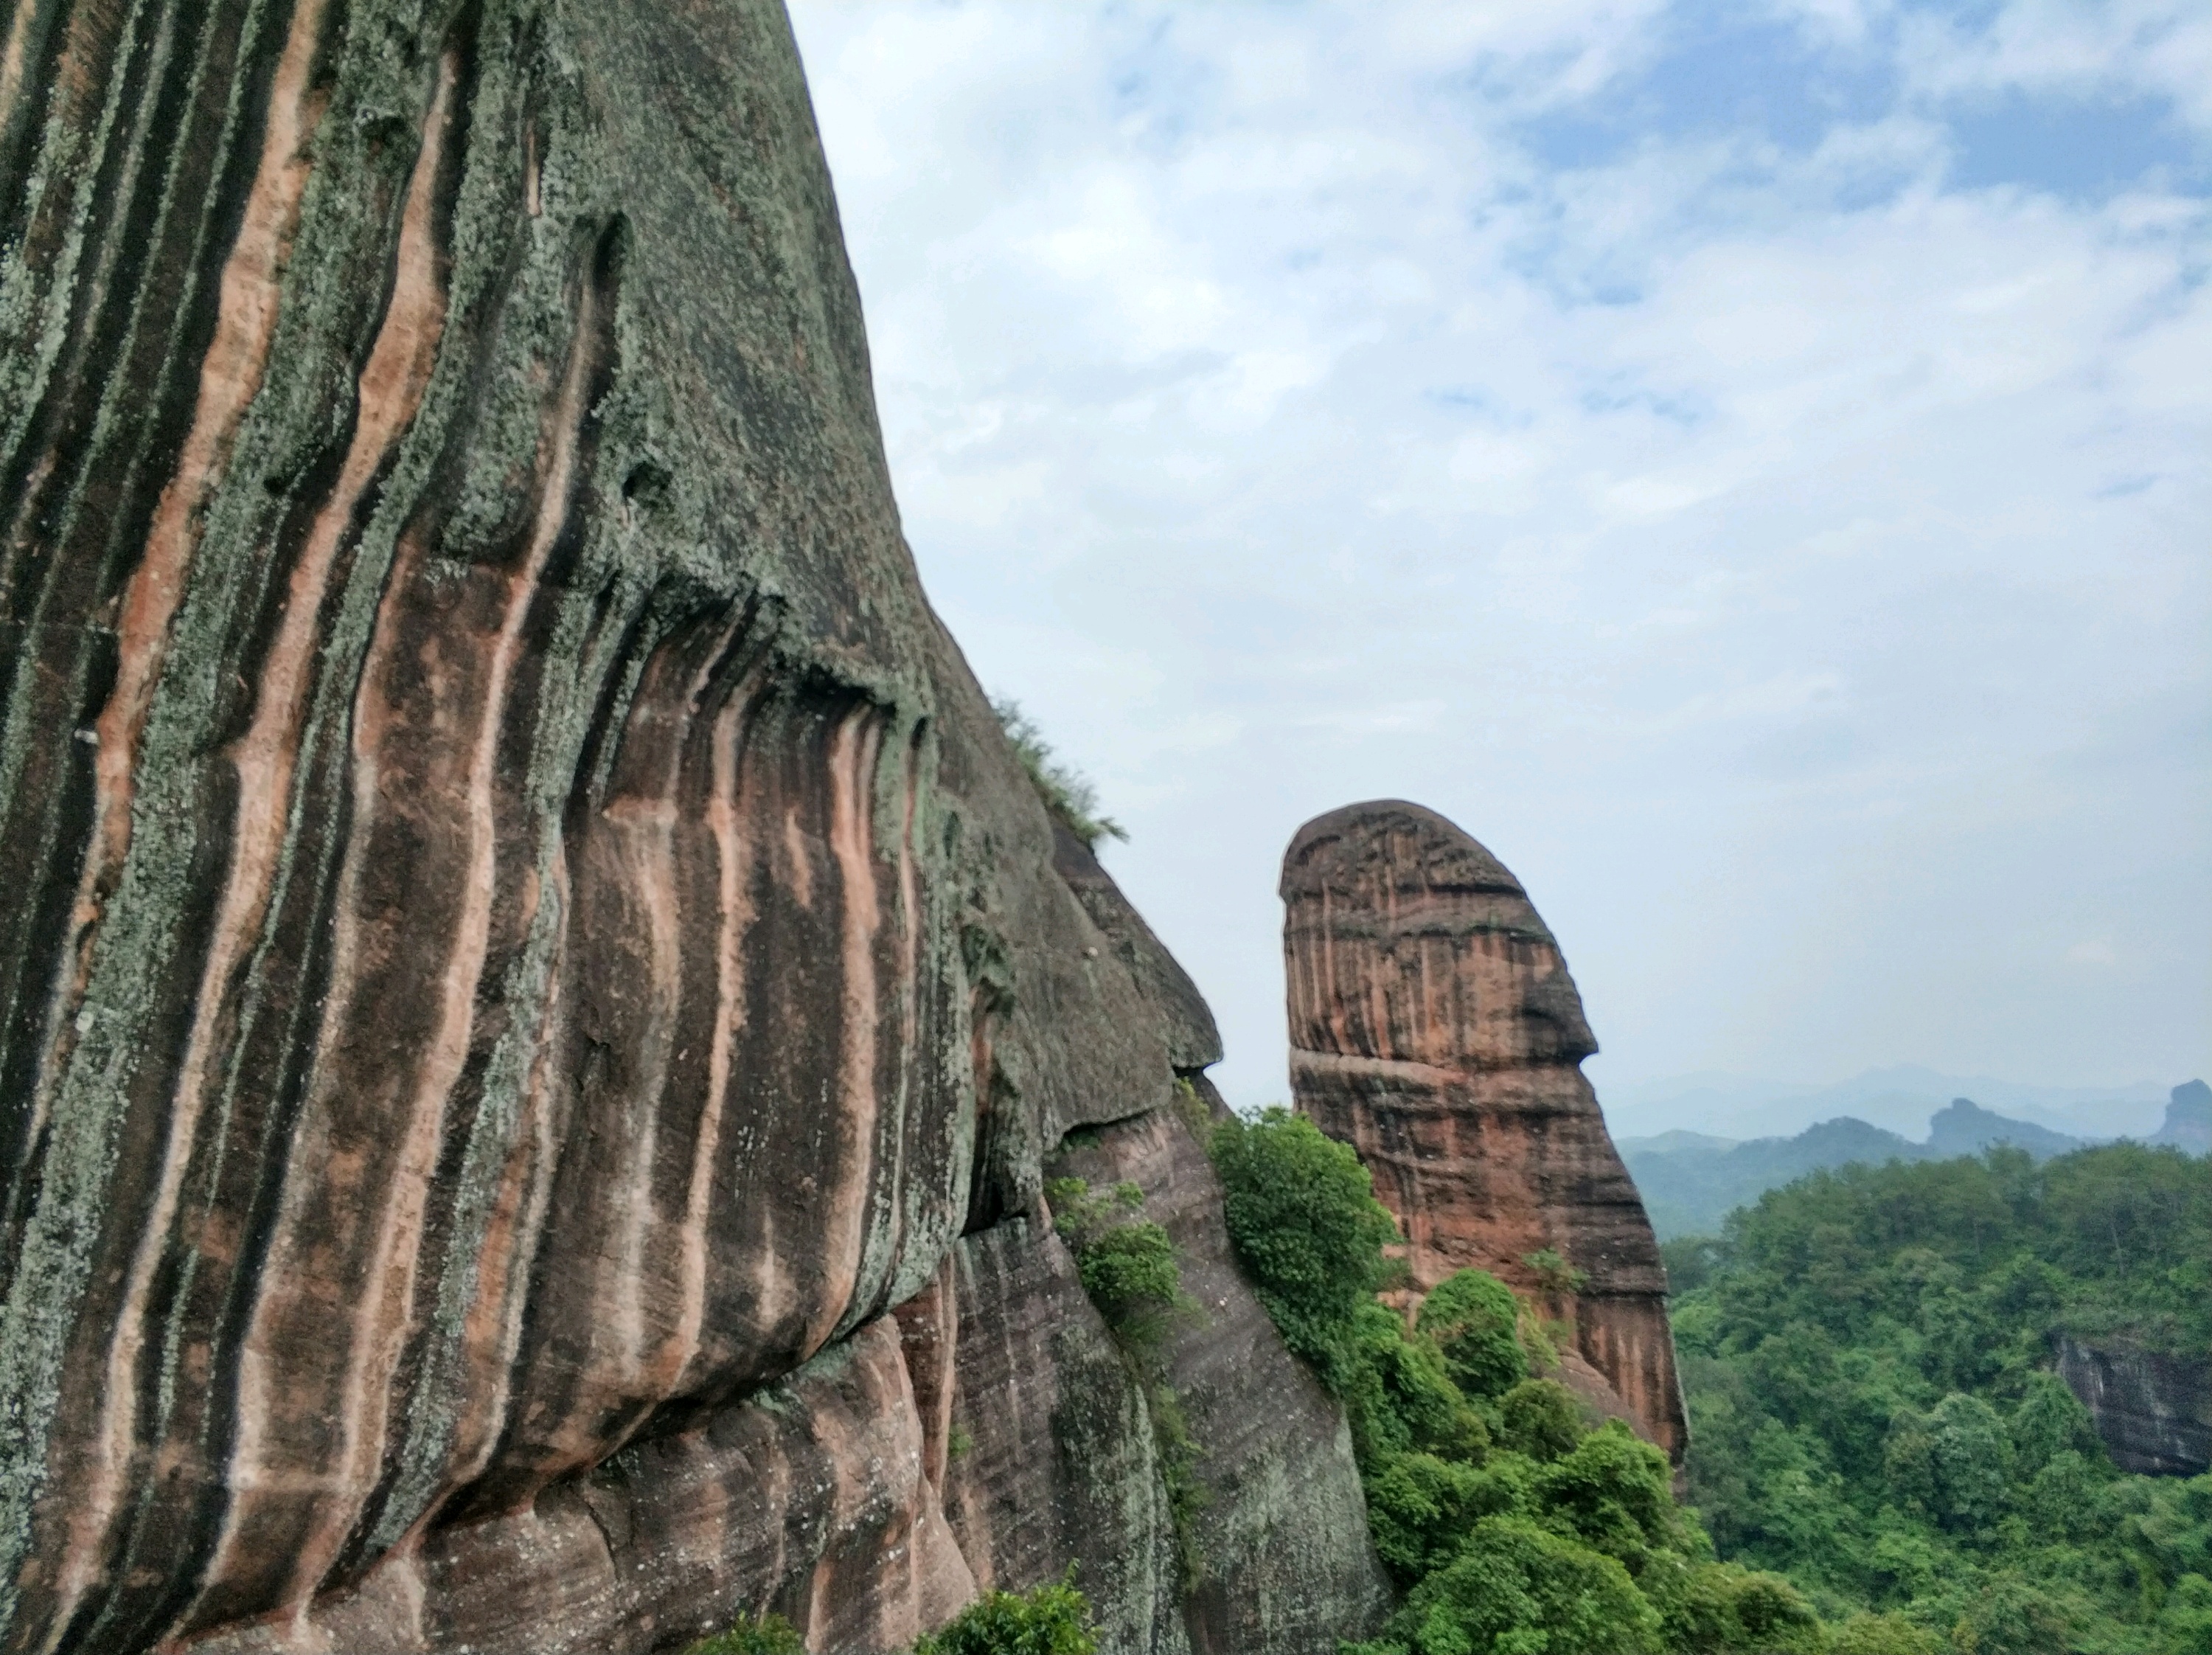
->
left=1281, top=799, right=1687, bottom=1463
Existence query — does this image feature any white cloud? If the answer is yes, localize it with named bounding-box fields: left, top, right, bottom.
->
left=787, top=0, right=2212, bottom=1111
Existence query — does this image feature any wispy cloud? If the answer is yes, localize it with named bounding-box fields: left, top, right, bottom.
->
left=789, top=0, right=2211, bottom=1108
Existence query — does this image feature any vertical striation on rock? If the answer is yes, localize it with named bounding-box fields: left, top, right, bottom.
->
left=179, top=1315, right=980, bottom=1655
left=0, top=1, right=1385, bottom=1651
left=2056, top=1339, right=2212, bottom=1478
left=1281, top=800, right=1686, bottom=1461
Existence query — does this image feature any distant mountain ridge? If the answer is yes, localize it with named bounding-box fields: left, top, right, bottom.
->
left=1600, top=1064, right=2170, bottom=1140
left=1622, top=1082, right=2209, bottom=1240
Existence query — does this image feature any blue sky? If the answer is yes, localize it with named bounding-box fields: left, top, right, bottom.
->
left=784, top=0, right=2211, bottom=1124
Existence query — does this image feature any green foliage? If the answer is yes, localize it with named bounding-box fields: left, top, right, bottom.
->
left=1366, top=1452, right=1529, bottom=1579
left=1521, top=1249, right=1590, bottom=1295
left=1497, top=1381, right=1585, bottom=1465
left=1660, top=1235, right=1729, bottom=1295
left=1074, top=1223, right=1182, bottom=1330
left=1825, top=1611, right=1944, bottom=1655
left=1671, top=1141, right=2212, bottom=1652
left=1048, top=1177, right=1191, bottom=1352
left=682, top=1614, right=807, bottom=1655
left=1343, top=1300, right=1492, bottom=1469
left=1209, top=1108, right=1401, bottom=1386
left=1419, top=1269, right=1531, bottom=1401
left=1349, top=1516, right=1664, bottom=1655
left=1211, top=1108, right=1810, bottom=1653
left=2154, top=1574, right=2212, bottom=1655
left=1531, top=1422, right=1683, bottom=1569
left=991, top=695, right=1126, bottom=850
left=914, top=1572, right=1097, bottom=1655
left=1044, top=1176, right=1206, bottom=1586
left=1640, top=1558, right=1826, bottom=1654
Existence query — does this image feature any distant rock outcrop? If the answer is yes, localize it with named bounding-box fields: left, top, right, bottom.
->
left=2056, top=1339, right=2212, bottom=1477
left=1924, top=1097, right=2083, bottom=1159
left=2150, top=1080, right=2212, bottom=1154
left=1281, top=801, right=1686, bottom=1462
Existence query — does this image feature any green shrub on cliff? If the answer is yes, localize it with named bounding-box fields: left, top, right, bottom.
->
left=914, top=1571, right=1097, bottom=1655
left=1210, top=1108, right=1813, bottom=1654
left=1044, top=1176, right=1207, bottom=1585
left=682, top=1613, right=807, bottom=1655
left=1208, top=1108, right=1399, bottom=1384
left=991, top=696, right=1127, bottom=850
left=1348, top=1515, right=1665, bottom=1655
left=1047, top=1176, right=1189, bottom=1352
left=1417, top=1268, right=1529, bottom=1401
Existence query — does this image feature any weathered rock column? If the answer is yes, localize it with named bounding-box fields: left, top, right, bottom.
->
left=1281, top=800, right=1686, bottom=1460
left=0, top=1, right=1179, bottom=1648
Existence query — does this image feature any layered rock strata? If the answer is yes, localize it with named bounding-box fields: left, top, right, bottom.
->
left=1281, top=801, right=1687, bottom=1461
left=0, top=2, right=1380, bottom=1651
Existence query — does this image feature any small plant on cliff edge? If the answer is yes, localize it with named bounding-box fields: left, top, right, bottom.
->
left=1520, top=1247, right=1590, bottom=1295
left=915, top=1568, right=1098, bottom=1655
left=1045, top=1175, right=1208, bottom=1586
left=682, top=1611, right=807, bottom=1655
left=991, top=695, right=1127, bottom=850
left=1045, top=1178, right=1197, bottom=1353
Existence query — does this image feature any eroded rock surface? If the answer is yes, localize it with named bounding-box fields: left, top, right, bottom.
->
left=941, top=1216, right=1193, bottom=1655
left=2056, top=1339, right=2212, bottom=1478
left=181, top=1316, right=977, bottom=1655
left=0, top=2, right=1343, bottom=1651
left=1281, top=801, right=1687, bottom=1461
left=1046, top=1087, right=1394, bottom=1655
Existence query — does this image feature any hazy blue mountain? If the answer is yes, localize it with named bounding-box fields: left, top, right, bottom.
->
left=1623, top=1117, right=1919, bottom=1240
left=1924, top=1097, right=2085, bottom=1159
left=1600, top=1065, right=2168, bottom=1141
left=1622, top=1097, right=2104, bottom=1241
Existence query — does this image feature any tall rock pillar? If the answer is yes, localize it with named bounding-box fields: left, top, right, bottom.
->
left=1281, top=800, right=1686, bottom=1461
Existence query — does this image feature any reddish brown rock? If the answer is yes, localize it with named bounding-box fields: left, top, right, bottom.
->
left=0, top=1, right=1239, bottom=1649
left=178, top=1316, right=977, bottom=1655
left=1281, top=801, right=1686, bottom=1461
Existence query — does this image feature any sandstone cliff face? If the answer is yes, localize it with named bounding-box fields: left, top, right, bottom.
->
left=0, top=3, right=1380, bottom=1651
left=2056, top=1339, right=2212, bottom=1479
left=1281, top=801, right=1686, bottom=1461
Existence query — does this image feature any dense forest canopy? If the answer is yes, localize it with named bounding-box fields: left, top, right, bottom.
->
left=1204, top=1116, right=2209, bottom=1653
left=1669, top=1144, right=2212, bottom=1654
left=1207, top=1109, right=1935, bottom=1655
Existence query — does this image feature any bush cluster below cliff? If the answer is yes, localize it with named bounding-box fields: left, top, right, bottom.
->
left=1208, top=1110, right=1916, bottom=1655
left=1670, top=1143, right=2212, bottom=1654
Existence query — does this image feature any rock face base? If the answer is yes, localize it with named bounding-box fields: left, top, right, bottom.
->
left=1045, top=1086, right=1394, bottom=1654
left=2057, top=1339, right=2212, bottom=1478
left=182, top=1317, right=977, bottom=1655
left=1281, top=802, right=1686, bottom=1462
